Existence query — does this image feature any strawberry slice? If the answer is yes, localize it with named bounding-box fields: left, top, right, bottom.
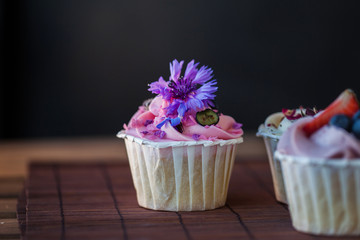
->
left=303, top=89, right=359, bottom=136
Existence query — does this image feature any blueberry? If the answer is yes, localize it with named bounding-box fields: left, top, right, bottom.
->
left=353, top=110, right=360, bottom=121
left=329, top=114, right=352, bottom=131
left=196, top=109, right=219, bottom=126
left=352, top=120, right=360, bottom=139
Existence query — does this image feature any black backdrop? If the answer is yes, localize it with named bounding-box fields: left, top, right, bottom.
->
left=1, top=0, right=360, bottom=139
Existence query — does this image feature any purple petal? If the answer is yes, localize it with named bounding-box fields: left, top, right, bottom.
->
left=154, top=130, right=166, bottom=139
left=166, top=100, right=181, bottom=116
left=144, top=120, right=153, bottom=126
left=148, top=77, right=172, bottom=100
left=203, top=99, right=215, bottom=108
left=156, top=118, right=170, bottom=129
left=233, top=123, right=243, bottom=129
left=184, top=60, right=199, bottom=81
left=170, top=117, right=181, bottom=126
left=148, top=77, right=167, bottom=94
left=169, top=59, right=184, bottom=81
left=193, top=65, right=213, bottom=84
left=192, top=134, right=200, bottom=141
left=185, top=98, right=204, bottom=111
left=177, top=102, right=187, bottom=117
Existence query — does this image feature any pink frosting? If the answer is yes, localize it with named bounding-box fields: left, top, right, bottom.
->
left=277, top=117, right=360, bottom=159
left=124, top=96, right=243, bottom=141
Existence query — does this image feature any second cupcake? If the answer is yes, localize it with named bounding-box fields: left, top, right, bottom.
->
left=257, top=107, right=319, bottom=204
left=276, top=89, right=360, bottom=235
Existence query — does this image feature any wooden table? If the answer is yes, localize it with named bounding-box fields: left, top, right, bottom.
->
left=1, top=134, right=351, bottom=239
left=0, top=134, right=266, bottom=239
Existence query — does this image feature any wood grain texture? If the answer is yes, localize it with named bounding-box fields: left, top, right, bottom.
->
left=0, top=135, right=266, bottom=240
left=0, top=134, right=267, bottom=178
left=17, top=160, right=350, bottom=240
left=0, top=199, right=17, bottom=218
left=0, top=178, right=24, bottom=198
left=0, top=218, right=21, bottom=239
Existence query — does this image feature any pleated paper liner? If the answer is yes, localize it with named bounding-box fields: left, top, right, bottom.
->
left=257, top=124, right=287, bottom=204
left=276, top=151, right=360, bottom=236
left=118, top=131, right=243, bottom=211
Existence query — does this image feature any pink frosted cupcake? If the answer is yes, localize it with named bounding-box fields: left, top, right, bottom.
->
left=257, top=107, right=319, bottom=204
left=118, top=59, right=243, bottom=211
left=276, top=89, right=360, bottom=235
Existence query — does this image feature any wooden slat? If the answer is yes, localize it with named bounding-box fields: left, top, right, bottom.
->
left=0, top=134, right=267, bottom=178
left=0, top=218, right=21, bottom=239
left=0, top=135, right=267, bottom=240
left=17, top=161, right=354, bottom=240
left=0, top=178, right=23, bottom=198
left=227, top=163, right=302, bottom=240
left=0, top=199, right=17, bottom=219
left=17, top=189, right=26, bottom=237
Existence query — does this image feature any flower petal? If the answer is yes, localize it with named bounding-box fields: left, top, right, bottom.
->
left=166, top=100, right=181, bottom=116
left=192, top=134, right=200, bottom=140
left=185, top=98, right=204, bottom=111
left=148, top=77, right=170, bottom=97
left=184, top=60, right=199, bottom=82
left=193, top=65, right=213, bottom=84
left=177, top=102, right=187, bottom=117
left=170, top=59, right=184, bottom=81
left=170, top=117, right=181, bottom=126
left=156, top=118, right=169, bottom=129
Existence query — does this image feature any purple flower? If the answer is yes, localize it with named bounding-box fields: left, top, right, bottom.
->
left=156, top=117, right=181, bottom=129
left=233, top=123, right=243, bottom=129
left=141, top=131, right=149, bottom=135
left=148, top=59, right=218, bottom=126
left=192, top=134, right=200, bottom=141
left=148, top=77, right=171, bottom=100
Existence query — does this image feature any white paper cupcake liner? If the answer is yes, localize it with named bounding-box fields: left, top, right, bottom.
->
left=276, top=151, right=360, bottom=236
left=257, top=125, right=287, bottom=204
left=118, top=131, right=243, bottom=211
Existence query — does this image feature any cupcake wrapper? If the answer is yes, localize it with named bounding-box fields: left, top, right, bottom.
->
left=257, top=126, right=287, bottom=204
left=276, top=151, right=360, bottom=236
left=121, top=134, right=242, bottom=211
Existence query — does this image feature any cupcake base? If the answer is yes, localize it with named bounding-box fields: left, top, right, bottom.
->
left=276, top=151, right=360, bottom=236
left=119, top=132, right=243, bottom=211
left=262, top=136, right=287, bottom=204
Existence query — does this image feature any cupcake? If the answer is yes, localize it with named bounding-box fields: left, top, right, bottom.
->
left=117, top=59, right=243, bottom=211
left=257, top=107, right=318, bottom=204
left=276, top=89, right=360, bottom=235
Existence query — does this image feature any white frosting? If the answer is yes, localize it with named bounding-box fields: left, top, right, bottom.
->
left=257, top=109, right=306, bottom=139
left=117, top=131, right=243, bottom=148
left=275, top=151, right=360, bottom=167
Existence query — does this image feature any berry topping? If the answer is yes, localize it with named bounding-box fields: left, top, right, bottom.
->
left=282, top=106, right=319, bottom=120
left=303, top=89, right=359, bottom=136
left=329, top=114, right=352, bottom=131
left=353, top=110, right=360, bottom=121
left=352, top=120, right=360, bottom=139
left=196, top=109, right=219, bottom=126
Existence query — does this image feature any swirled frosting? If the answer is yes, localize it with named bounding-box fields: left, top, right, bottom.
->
left=277, top=117, right=360, bottom=158
left=124, top=96, right=243, bottom=141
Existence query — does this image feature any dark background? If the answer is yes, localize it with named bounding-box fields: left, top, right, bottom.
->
left=1, top=0, right=360, bottom=139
